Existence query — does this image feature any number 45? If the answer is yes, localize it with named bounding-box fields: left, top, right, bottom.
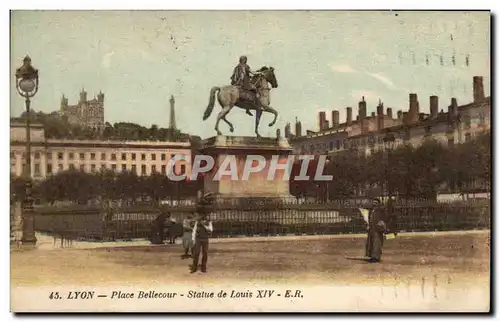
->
left=49, top=292, right=61, bottom=300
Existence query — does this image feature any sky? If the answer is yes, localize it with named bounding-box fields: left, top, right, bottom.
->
left=10, top=10, right=491, bottom=139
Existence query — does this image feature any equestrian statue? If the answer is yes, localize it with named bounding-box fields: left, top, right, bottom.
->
left=202, top=55, right=279, bottom=138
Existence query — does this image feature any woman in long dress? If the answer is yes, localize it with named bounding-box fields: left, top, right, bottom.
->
left=365, top=199, right=389, bottom=262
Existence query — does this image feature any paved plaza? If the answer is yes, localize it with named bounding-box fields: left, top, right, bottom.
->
left=11, top=231, right=490, bottom=288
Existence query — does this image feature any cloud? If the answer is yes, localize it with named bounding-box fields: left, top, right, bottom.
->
left=329, top=62, right=398, bottom=90
left=101, top=51, right=115, bottom=69
left=330, top=64, right=357, bottom=73
left=364, top=72, right=396, bottom=90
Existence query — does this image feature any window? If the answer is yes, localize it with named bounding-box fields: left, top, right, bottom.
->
left=80, top=164, right=85, bottom=172
left=91, top=164, right=96, bottom=172
left=151, top=153, right=156, bottom=161
left=141, top=153, right=146, bottom=161
left=101, top=153, right=106, bottom=160
left=161, top=165, right=166, bottom=175
left=58, top=152, right=64, bottom=160
left=161, top=153, right=166, bottom=161
left=179, top=164, right=186, bottom=176
left=34, top=152, right=40, bottom=159
left=447, top=138, right=454, bottom=147
left=34, top=164, right=41, bottom=175
left=47, top=152, right=52, bottom=160
left=151, top=165, right=157, bottom=173
left=329, top=142, right=334, bottom=150
left=10, top=151, right=15, bottom=159
left=336, top=141, right=341, bottom=150
left=121, top=153, right=126, bottom=161
left=47, top=164, right=52, bottom=174
left=111, top=153, right=117, bottom=161
left=101, top=164, right=106, bottom=169
left=121, top=164, right=127, bottom=171
left=131, top=165, right=137, bottom=173
left=132, top=153, right=136, bottom=161
left=141, top=164, right=146, bottom=175
left=79, top=153, right=85, bottom=160
left=69, top=164, right=75, bottom=170
left=111, top=164, right=117, bottom=171
left=465, top=133, right=472, bottom=142
left=58, top=164, right=63, bottom=171
left=90, top=153, right=96, bottom=160
left=69, top=152, right=75, bottom=160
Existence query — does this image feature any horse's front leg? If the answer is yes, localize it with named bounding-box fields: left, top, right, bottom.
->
left=262, top=105, right=278, bottom=127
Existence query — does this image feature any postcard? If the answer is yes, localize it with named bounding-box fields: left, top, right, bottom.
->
left=10, top=10, right=491, bottom=312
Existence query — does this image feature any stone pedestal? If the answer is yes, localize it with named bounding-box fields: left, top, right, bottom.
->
left=200, top=135, right=294, bottom=201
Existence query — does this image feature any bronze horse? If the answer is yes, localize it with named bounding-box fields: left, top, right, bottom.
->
left=202, top=67, right=279, bottom=138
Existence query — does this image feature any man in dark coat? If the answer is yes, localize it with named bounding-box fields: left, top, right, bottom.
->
left=190, top=213, right=213, bottom=273
left=365, top=198, right=389, bottom=263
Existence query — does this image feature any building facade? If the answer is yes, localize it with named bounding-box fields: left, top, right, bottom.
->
left=285, top=76, right=490, bottom=155
left=60, top=89, right=105, bottom=129
left=10, top=123, right=192, bottom=180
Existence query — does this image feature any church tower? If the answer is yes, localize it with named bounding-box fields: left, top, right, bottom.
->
left=169, top=95, right=177, bottom=130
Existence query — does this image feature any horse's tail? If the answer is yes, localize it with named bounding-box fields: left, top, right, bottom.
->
left=203, top=86, right=220, bottom=121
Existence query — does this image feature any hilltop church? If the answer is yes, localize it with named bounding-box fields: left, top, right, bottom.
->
left=59, top=89, right=105, bottom=130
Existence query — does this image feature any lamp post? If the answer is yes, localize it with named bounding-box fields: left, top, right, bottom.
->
left=15, top=56, right=39, bottom=246
left=383, top=133, right=396, bottom=202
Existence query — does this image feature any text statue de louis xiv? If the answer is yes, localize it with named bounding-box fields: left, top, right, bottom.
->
left=202, top=55, right=279, bottom=138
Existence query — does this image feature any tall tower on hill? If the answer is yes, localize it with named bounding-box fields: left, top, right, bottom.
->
left=169, top=95, right=177, bottom=130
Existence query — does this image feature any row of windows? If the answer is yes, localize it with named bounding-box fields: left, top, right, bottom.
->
left=14, top=163, right=187, bottom=176
left=11, top=151, right=188, bottom=162
left=303, top=118, right=489, bottom=154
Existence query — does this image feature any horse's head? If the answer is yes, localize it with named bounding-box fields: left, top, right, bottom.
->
left=258, top=66, right=278, bottom=89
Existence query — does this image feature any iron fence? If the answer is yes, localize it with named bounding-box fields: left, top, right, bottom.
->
left=32, top=198, right=490, bottom=242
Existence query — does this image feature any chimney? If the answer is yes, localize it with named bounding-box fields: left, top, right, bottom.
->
left=324, top=119, right=330, bottom=129
left=295, top=117, right=302, bottom=137
left=448, top=98, right=458, bottom=119
left=331, top=110, right=340, bottom=127
left=346, top=107, right=352, bottom=125
left=371, top=112, right=376, bottom=117
left=284, top=123, right=291, bottom=138
left=386, top=108, right=393, bottom=119
left=397, top=110, right=403, bottom=120
left=473, top=76, right=485, bottom=102
left=430, top=95, right=439, bottom=120
left=359, top=97, right=367, bottom=133
left=409, top=93, right=419, bottom=123
left=318, top=111, right=327, bottom=131
left=377, top=101, right=384, bottom=131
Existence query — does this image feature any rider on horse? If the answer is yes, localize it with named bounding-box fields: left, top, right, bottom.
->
left=231, top=55, right=259, bottom=116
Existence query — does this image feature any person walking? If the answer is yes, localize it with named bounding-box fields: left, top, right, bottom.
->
left=190, top=213, right=213, bottom=273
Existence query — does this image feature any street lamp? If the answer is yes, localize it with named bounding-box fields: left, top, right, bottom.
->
left=15, top=55, right=39, bottom=246
left=383, top=133, right=396, bottom=202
